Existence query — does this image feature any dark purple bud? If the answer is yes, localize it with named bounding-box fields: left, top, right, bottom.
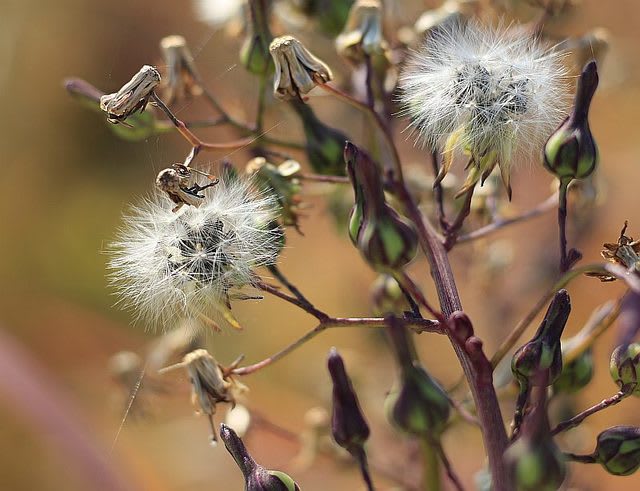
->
left=327, top=348, right=370, bottom=455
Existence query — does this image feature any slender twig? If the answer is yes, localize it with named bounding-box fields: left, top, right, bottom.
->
left=558, top=179, right=571, bottom=272
left=297, top=173, right=350, bottom=184
left=564, top=452, right=597, bottom=464
left=232, top=316, right=442, bottom=376
left=437, top=443, right=465, bottom=491
left=430, top=150, right=448, bottom=231
left=256, top=280, right=329, bottom=321
left=255, top=71, right=269, bottom=134
left=267, top=265, right=326, bottom=320
left=457, top=193, right=558, bottom=244
left=354, top=447, right=376, bottom=491
left=444, top=185, right=476, bottom=250
left=364, top=54, right=375, bottom=110
left=551, top=390, right=630, bottom=436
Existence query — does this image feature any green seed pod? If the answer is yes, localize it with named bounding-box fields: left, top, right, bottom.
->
left=594, top=426, right=640, bottom=476
left=345, top=142, right=418, bottom=272
left=240, top=0, right=273, bottom=75
left=610, top=342, right=640, bottom=395
left=290, top=101, right=348, bottom=176
left=384, top=317, right=450, bottom=438
left=553, top=348, right=594, bottom=394
left=544, top=61, right=599, bottom=181
left=220, top=424, right=301, bottom=490
left=370, top=274, right=408, bottom=316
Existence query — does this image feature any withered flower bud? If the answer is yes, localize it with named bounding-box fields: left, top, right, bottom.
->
left=588, top=222, right=640, bottom=280
left=160, top=349, right=246, bottom=444
left=345, top=142, right=417, bottom=273
left=156, top=163, right=219, bottom=212
left=289, top=100, right=348, bottom=175
left=100, top=65, right=160, bottom=124
left=335, top=0, right=388, bottom=64
left=511, top=290, right=570, bottom=432
left=160, top=35, right=203, bottom=104
left=270, top=35, right=332, bottom=100
left=594, top=426, right=640, bottom=476
left=610, top=342, right=640, bottom=395
left=220, top=424, right=301, bottom=490
left=327, top=348, right=370, bottom=456
left=384, top=316, right=450, bottom=438
left=240, top=0, right=273, bottom=75
left=544, top=61, right=599, bottom=181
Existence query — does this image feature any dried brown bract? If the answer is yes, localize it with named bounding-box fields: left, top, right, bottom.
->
left=587, top=222, right=640, bottom=281
left=100, top=65, right=161, bottom=124
left=160, top=349, right=246, bottom=444
left=269, top=35, right=332, bottom=100
left=160, top=35, right=203, bottom=104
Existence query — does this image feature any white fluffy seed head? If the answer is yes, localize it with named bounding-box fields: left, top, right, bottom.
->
left=399, top=19, right=569, bottom=172
left=109, top=176, right=282, bottom=330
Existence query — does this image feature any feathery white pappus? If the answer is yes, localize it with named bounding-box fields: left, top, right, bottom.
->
left=108, top=175, right=282, bottom=331
left=399, top=20, right=569, bottom=197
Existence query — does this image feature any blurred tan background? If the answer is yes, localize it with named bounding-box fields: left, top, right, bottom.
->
left=1, top=0, right=640, bottom=489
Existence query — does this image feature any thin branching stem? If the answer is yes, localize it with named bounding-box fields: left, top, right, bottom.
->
left=550, top=389, right=630, bottom=436
left=457, top=193, right=558, bottom=244
left=296, top=173, right=350, bottom=184
left=437, top=443, right=465, bottom=491
left=232, top=316, right=442, bottom=376
left=558, top=179, right=571, bottom=272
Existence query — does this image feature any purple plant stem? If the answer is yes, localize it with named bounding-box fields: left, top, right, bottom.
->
left=395, top=183, right=512, bottom=491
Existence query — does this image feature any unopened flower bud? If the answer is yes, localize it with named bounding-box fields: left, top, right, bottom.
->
left=335, top=1, right=388, bottom=64
left=370, top=274, right=408, bottom=316
left=270, top=35, right=332, bottom=100
left=100, top=65, right=160, bottom=124
left=610, top=342, right=640, bottom=395
left=220, top=423, right=301, bottom=490
left=345, top=142, right=417, bottom=273
left=160, top=35, right=203, bottom=104
left=594, top=426, right=640, bottom=476
left=240, top=0, right=273, bottom=75
left=327, top=348, right=370, bottom=456
left=544, top=61, right=599, bottom=181
left=512, top=290, right=571, bottom=387
left=553, top=348, right=594, bottom=394
left=290, top=100, right=348, bottom=175
left=384, top=316, right=450, bottom=438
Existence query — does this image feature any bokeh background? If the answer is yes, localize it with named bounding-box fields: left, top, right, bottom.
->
left=1, top=0, right=639, bottom=489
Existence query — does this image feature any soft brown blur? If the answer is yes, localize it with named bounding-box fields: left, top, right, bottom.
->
left=1, top=0, right=639, bottom=489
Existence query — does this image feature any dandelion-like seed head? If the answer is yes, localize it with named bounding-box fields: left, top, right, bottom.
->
left=399, top=20, right=569, bottom=197
left=109, top=175, right=282, bottom=331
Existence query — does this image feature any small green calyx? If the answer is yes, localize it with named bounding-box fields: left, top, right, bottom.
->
left=240, top=0, right=273, bottom=75
left=595, top=426, right=640, bottom=476
left=544, top=61, right=599, bottom=181
left=610, top=342, right=640, bottom=395
left=553, top=348, right=594, bottom=394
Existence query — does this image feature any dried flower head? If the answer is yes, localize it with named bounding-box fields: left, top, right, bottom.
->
left=100, top=65, right=161, bottom=124
left=109, top=175, right=282, bottom=331
left=159, top=35, right=203, bottom=104
left=270, top=35, right=332, bottom=100
left=399, top=20, right=568, bottom=198
left=160, top=349, right=247, bottom=444
left=335, top=0, right=389, bottom=63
